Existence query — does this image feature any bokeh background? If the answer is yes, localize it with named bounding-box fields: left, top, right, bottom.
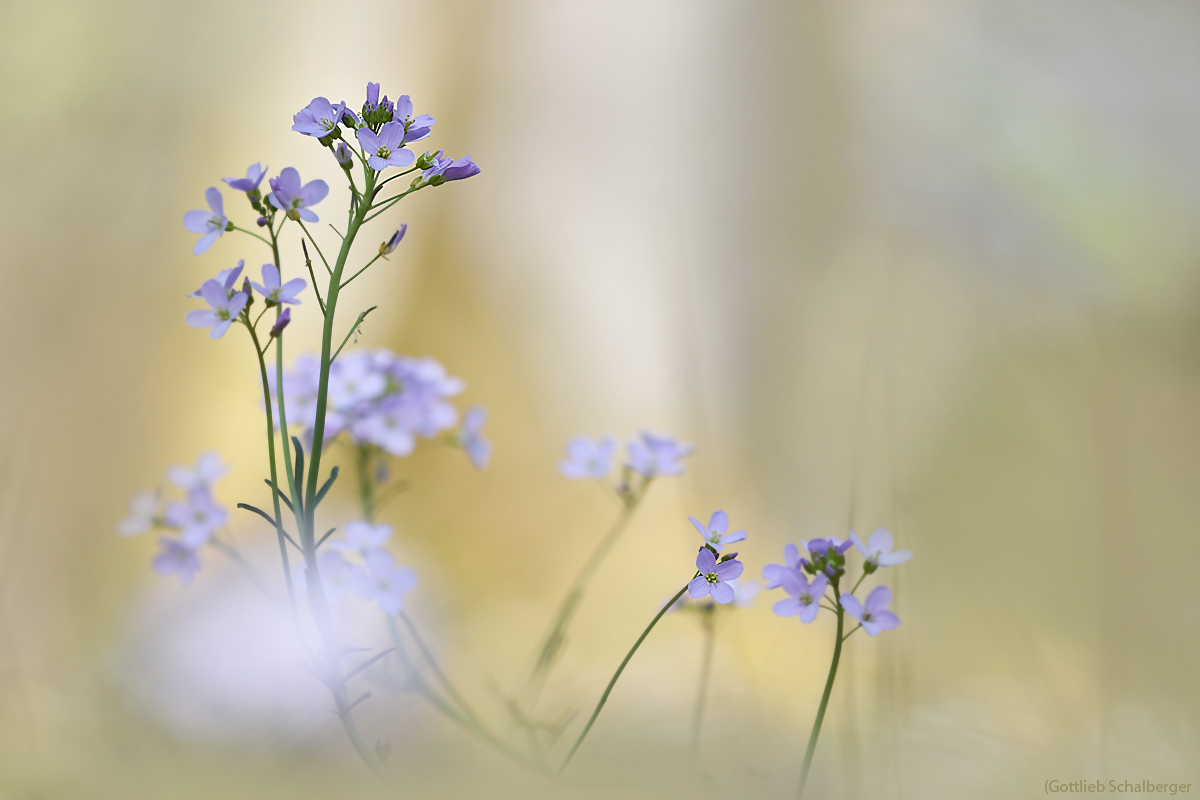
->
left=2, top=0, right=1200, bottom=797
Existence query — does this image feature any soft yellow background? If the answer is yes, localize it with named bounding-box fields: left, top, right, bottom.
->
left=2, top=0, right=1199, bottom=797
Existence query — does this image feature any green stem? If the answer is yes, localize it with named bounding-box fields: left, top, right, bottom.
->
left=297, top=219, right=332, bottom=274
left=340, top=253, right=384, bottom=290
left=357, top=444, right=375, bottom=523
left=796, top=586, right=844, bottom=799
left=231, top=225, right=272, bottom=247
left=558, top=582, right=690, bottom=776
left=332, top=307, right=379, bottom=363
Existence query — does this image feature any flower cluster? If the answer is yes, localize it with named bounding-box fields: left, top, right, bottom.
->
left=116, top=452, right=231, bottom=585
left=272, top=348, right=489, bottom=467
left=184, top=260, right=306, bottom=340
left=557, top=431, right=693, bottom=501
left=304, top=521, right=418, bottom=615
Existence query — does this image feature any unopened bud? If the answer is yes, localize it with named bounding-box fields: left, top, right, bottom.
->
left=415, top=149, right=442, bottom=170
left=270, top=307, right=292, bottom=338
left=379, top=224, right=408, bottom=257
left=334, top=142, right=354, bottom=169
left=719, top=552, right=739, bottom=562
left=256, top=216, right=268, bottom=227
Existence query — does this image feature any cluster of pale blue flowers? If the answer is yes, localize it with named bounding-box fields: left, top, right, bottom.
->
left=302, top=521, right=417, bottom=614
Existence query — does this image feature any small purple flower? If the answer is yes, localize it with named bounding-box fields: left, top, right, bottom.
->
left=394, top=95, right=434, bottom=143
left=292, top=97, right=349, bottom=138
left=457, top=406, right=491, bottom=469
left=351, top=399, right=419, bottom=457
left=772, top=571, right=827, bottom=624
left=334, top=142, right=354, bottom=169
left=688, top=510, right=747, bottom=551
left=848, top=529, right=912, bottom=568
left=182, top=187, right=228, bottom=255
left=188, top=260, right=246, bottom=299
left=762, top=543, right=804, bottom=589
left=250, top=263, right=306, bottom=305
left=356, top=122, right=415, bottom=171
left=380, top=225, right=407, bottom=257
left=362, top=82, right=395, bottom=126
left=163, top=487, right=228, bottom=548
left=316, top=550, right=354, bottom=605
left=349, top=549, right=418, bottom=614
left=558, top=435, right=617, bottom=480
left=185, top=279, right=249, bottom=339
left=804, top=537, right=853, bottom=557
left=421, top=153, right=480, bottom=184
left=222, top=163, right=268, bottom=193
left=153, top=537, right=201, bottom=585
left=166, top=451, right=229, bottom=490
left=117, top=490, right=159, bottom=537
left=330, top=520, right=393, bottom=554
left=840, top=586, right=900, bottom=636
left=268, top=167, right=329, bottom=223
left=626, top=431, right=693, bottom=478
left=270, top=308, right=291, bottom=337
left=688, top=549, right=744, bottom=604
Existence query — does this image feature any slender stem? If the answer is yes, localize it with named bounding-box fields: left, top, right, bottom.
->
left=232, top=225, right=272, bottom=247
left=399, top=612, right=482, bottom=729
left=841, top=624, right=862, bottom=643
left=796, top=586, right=845, bottom=799
left=558, top=582, right=690, bottom=776
left=340, top=253, right=384, bottom=290
left=297, top=219, right=332, bottom=274
left=363, top=186, right=420, bottom=223
left=689, top=610, right=717, bottom=760
left=356, top=445, right=375, bottom=522
left=301, top=240, right=327, bottom=316
left=849, top=572, right=869, bottom=595
left=332, top=307, right=378, bottom=363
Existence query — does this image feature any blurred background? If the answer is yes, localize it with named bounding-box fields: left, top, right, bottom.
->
left=2, top=0, right=1200, bottom=797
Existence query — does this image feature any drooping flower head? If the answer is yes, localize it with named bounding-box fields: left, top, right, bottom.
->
left=772, top=571, right=827, bottom=624
left=166, top=451, right=229, bottom=490
left=848, top=529, right=912, bottom=572
left=762, top=543, right=804, bottom=589
left=558, top=435, right=617, bottom=480
left=268, top=168, right=329, bottom=223
left=626, top=431, right=693, bottom=478
left=292, top=97, right=350, bottom=139
left=380, top=225, right=407, bottom=257
left=688, top=510, right=747, bottom=551
left=152, top=536, right=201, bottom=585
left=356, top=122, right=415, bottom=171
left=457, top=406, right=492, bottom=469
left=349, top=549, right=418, bottom=614
left=185, top=279, right=248, bottom=339
left=187, top=260, right=244, bottom=299
left=250, top=263, right=306, bottom=306
left=840, top=586, right=901, bottom=636
left=182, top=187, right=228, bottom=255
left=687, top=548, right=744, bottom=604
left=222, top=163, right=268, bottom=193
left=421, top=153, right=480, bottom=184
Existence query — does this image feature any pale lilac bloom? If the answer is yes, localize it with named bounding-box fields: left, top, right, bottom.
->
left=330, top=520, right=393, bottom=554
left=222, top=163, right=268, bottom=192
left=185, top=280, right=249, bottom=339
left=187, top=260, right=244, bottom=299
left=803, top=537, right=853, bottom=557
left=688, top=549, right=744, bottom=604
left=731, top=578, right=761, bottom=607
left=292, top=97, right=349, bottom=138
left=380, top=225, right=407, bottom=257
left=268, top=167, right=329, bottom=223
left=250, top=263, right=306, bottom=305
left=840, top=586, right=901, bottom=636
left=458, top=406, right=491, bottom=469
left=762, top=543, right=804, bottom=589
left=773, top=571, right=827, bottom=624
left=328, top=354, right=388, bottom=408
left=558, top=436, right=616, bottom=480
left=356, top=121, right=415, bottom=171
left=394, top=95, right=434, bottom=143
left=626, top=431, right=694, bottom=478
left=166, top=451, right=229, bottom=490
left=688, top=510, right=747, bottom=551
left=163, top=487, right=228, bottom=548
left=117, top=490, right=159, bottom=537
left=421, top=153, right=480, bottom=183
left=271, top=308, right=292, bottom=337
left=349, top=549, right=418, bottom=614
left=182, top=187, right=227, bottom=255
left=352, top=399, right=420, bottom=457
left=849, top=529, right=913, bottom=568
left=153, top=537, right=201, bottom=585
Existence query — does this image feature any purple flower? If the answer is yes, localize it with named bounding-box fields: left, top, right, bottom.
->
left=421, top=153, right=480, bottom=184
left=458, top=406, right=491, bottom=469
left=380, top=225, right=407, bottom=257
left=117, top=490, right=159, bottom=537
left=688, top=549, right=744, bottom=604
left=163, top=487, right=228, bottom=548
left=292, top=97, right=350, bottom=138
left=362, top=82, right=395, bottom=126
left=166, top=451, right=229, bottom=490
left=762, top=543, right=804, bottom=589
left=328, top=355, right=388, bottom=408
left=349, top=549, right=418, bottom=614
left=626, top=431, right=693, bottom=478
left=848, top=529, right=912, bottom=568
left=222, top=163, right=268, bottom=193
left=394, top=95, right=434, bottom=143
left=268, top=167, right=329, bottom=223
left=840, top=586, right=901, bottom=636
left=153, top=537, right=201, bottom=585
left=351, top=398, right=420, bottom=456
left=330, top=520, right=393, bottom=554
left=356, top=122, right=415, bottom=171
left=187, top=260, right=244, bottom=299
left=804, top=537, right=853, bottom=557
left=688, top=510, right=747, bottom=551
left=185, top=279, right=249, bottom=339
left=334, top=142, right=354, bottom=169
left=558, top=435, right=617, bottom=480
left=772, top=571, right=827, bottom=624
left=182, top=187, right=228, bottom=255
left=250, top=263, right=306, bottom=305
left=270, top=308, right=291, bottom=337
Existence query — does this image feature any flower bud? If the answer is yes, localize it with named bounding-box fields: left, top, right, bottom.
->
left=719, top=552, right=738, bottom=562
left=270, top=307, right=291, bottom=337
left=863, top=561, right=878, bottom=575
left=379, top=224, right=408, bottom=257
left=242, top=278, right=254, bottom=306
left=334, top=142, right=354, bottom=169
left=256, top=216, right=268, bottom=227
left=416, top=150, right=442, bottom=170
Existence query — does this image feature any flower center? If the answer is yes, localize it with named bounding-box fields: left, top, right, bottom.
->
left=208, top=216, right=222, bottom=229
left=799, top=595, right=812, bottom=605
left=862, top=611, right=873, bottom=622
left=705, top=572, right=719, bottom=584
left=321, top=117, right=336, bottom=130
left=216, top=309, right=230, bottom=321
left=708, top=530, right=721, bottom=543
left=377, top=145, right=391, bottom=159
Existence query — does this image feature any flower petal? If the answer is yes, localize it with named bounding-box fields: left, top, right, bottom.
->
left=872, top=610, right=900, bottom=631
left=695, top=548, right=716, bottom=573
left=840, top=594, right=864, bottom=621
left=688, top=576, right=712, bottom=599
left=710, top=581, right=735, bottom=604
left=783, top=543, right=800, bottom=568
left=879, top=549, right=913, bottom=566
left=800, top=603, right=821, bottom=623
left=867, top=529, right=893, bottom=555
left=864, top=585, right=892, bottom=614
left=205, top=187, right=224, bottom=216
left=183, top=209, right=211, bottom=233
left=722, top=529, right=747, bottom=546
left=715, top=559, right=744, bottom=581
left=773, top=597, right=803, bottom=617
left=688, top=516, right=708, bottom=538
left=708, top=510, right=728, bottom=535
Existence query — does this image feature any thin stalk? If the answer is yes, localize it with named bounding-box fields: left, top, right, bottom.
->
left=357, top=445, right=375, bottom=522
left=558, top=582, right=690, bottom=776
left=689, top=609, right=717, bottom=760
left=332, top=307, right=379, bottom=363
left=297, top=219, right=332, bottom=275
left=340, top=253, right=383, bottom=290
left=796, top=587, right=845, bottom=799
left=232, top=225, right=272, bottom=247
